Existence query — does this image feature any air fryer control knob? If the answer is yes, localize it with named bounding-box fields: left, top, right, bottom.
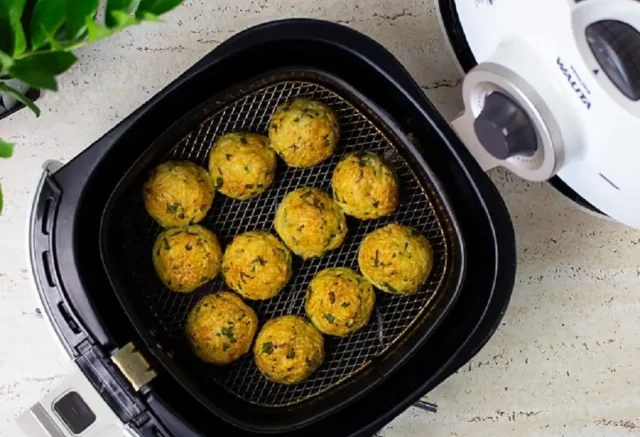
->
left=473, top=92, right=538, bottom=160
left=586, top=20, right=640, bottom=101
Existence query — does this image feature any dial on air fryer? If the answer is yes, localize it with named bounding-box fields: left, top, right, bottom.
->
left=473, top=92, right=538, bottom=160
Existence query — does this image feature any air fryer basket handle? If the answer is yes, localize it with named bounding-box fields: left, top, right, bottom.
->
left=29, top=161, right=91, bottom=355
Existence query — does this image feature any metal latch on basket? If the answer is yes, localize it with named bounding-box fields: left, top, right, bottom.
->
left=111, top=342, right=157, bottom=391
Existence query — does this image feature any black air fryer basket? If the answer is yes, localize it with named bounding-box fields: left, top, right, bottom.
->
left=28, top=19, right=516, bottom=437
left=101, top=58, right=465, bottom=434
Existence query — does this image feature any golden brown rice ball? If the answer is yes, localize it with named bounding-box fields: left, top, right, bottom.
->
left=332, top=152, right=399, bottom=219
left=222, top=231, right=292, bottom=300
left=305, top=267, right=375, bottom=336
left=185, top=292, right=258, bottom=365
left=357, top=223, right=433, bottom=295
left=274, top=187, right=347, bottom=259
left=143, top=161, right=214, bottom=227
left=253, top=315, right=325, bottom=384
left=208, top=133, right=277, bottom=200
left=268, top=98, right=340, bottom=167
left=152, top=225, right=222, bottom=293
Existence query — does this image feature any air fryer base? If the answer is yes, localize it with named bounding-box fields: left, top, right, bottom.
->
left=26, top=18, right=517, bottom=437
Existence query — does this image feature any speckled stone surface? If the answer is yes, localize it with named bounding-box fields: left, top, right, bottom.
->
left=1, top=1, right=640, bottom=436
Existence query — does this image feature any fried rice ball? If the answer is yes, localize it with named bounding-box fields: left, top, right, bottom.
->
left=143, top=161, right=214, bottom=227
left=185, top=292, right=258, bottom=365
left=208, top=133, right=277, bottom=200
left=357, top=223, right=433, bottom=295
left=152, top=225, right=222, bottom=293
left=332, top=152, right=399, bottom=219
left=305, top=268, right=375, bottom=336
left=268, top=98, right=340, bottom=167
left=253, top=315, right=325, bottom=384
left=222, top=231, right=292, bottom=300
left=274, top=187, right=347, bottom=259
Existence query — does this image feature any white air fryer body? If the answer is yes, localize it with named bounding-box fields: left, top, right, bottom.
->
left=442, top=0, right=640, bottom=229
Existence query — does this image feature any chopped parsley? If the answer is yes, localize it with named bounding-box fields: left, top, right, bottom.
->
left=262, top=342, right=274, bottom=354
left=300, top=189, right=313, bottom=199
left=215, top=177, right=224, bottom=188
left=220, top=327, right=237, bottom=343
left=324, top=314, right=335, bottom=324
left=240, top=271, right=253, bottom=283
left=312, top=198, right=325, bottom=212
left=166, top=202, right=181, bottom=213
left=373, top=250, right=380, bottom=267
left=222, top=343, right=230, bottom=351
left=286, top=348, right=296, bottom=359
left=383, top=282, right=399, bottom=294
left=341, top=302, right=351, bottom=308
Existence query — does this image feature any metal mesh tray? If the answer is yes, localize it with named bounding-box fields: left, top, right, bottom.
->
left=104, top=70, right=460, bottom=409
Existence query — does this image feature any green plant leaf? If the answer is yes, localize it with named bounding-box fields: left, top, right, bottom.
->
left=0, top=10, right=13, bottom=54
left=109, top=10, right=139, bottom=28
left=42, top=25, right=64, bottom=50
left=65, top=0, right=98, bottom=41
left=9, top=51, right=77, bottom=90
left=0, top=49, right=14, bottom=69
left=30, top=0, right=66, bottom=50
left=136, top=0, right=183, bottom=17
left=85, top=17, right=113, bottom=42
left=0, top=82, right=40, bottom=116
left=0, top=0, right=27, bottom=55
left=138, top=11, right=161, bottom=22
left=0, top=138, right=14, bottom=213
left=106, top=0, right=133, bottom=27
left=0, top=139, right=14, bottom=158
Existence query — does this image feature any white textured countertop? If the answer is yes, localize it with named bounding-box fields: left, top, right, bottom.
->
left=1, top=1, right=640, bottom=436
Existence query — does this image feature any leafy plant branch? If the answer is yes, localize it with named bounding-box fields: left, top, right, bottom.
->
left=0, top=0, right=184, bottom=211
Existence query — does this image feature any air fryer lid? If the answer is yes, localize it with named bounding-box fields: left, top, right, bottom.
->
left=436, top=0, right=603, bottom=215
left=438, top=0, right=640, bottom=229
left=100, top=32, right=467, bottom=432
